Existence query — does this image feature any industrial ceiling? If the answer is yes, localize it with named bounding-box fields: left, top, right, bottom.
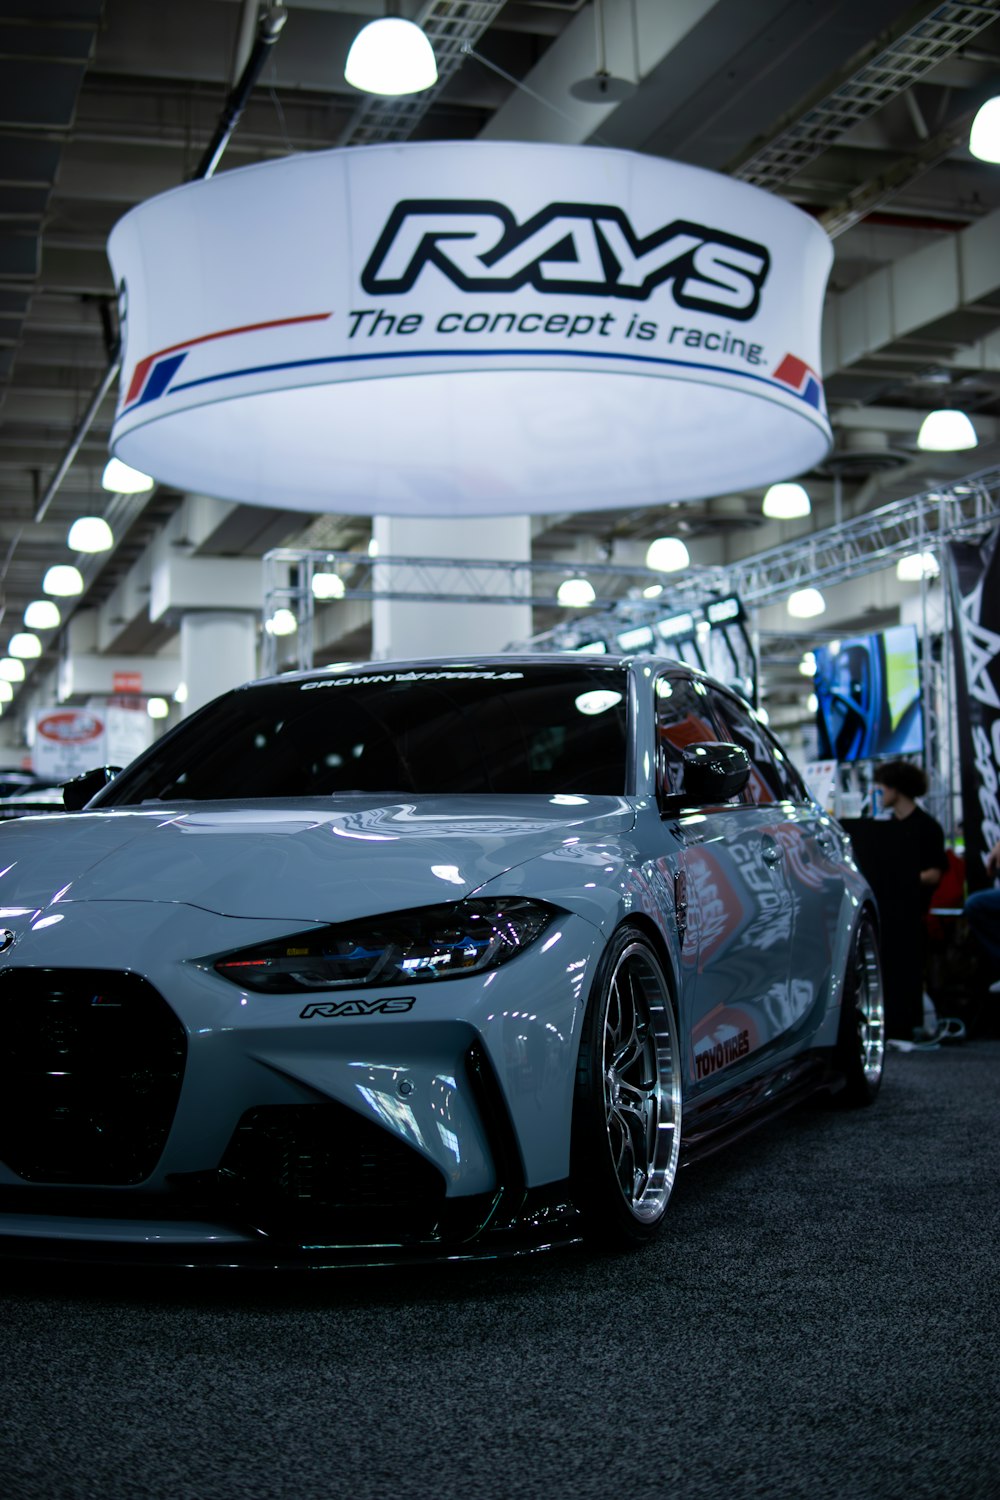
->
left=2, top=0, right=1000, bottom=711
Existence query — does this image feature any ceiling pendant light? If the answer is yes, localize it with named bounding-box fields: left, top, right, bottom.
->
left=569, top=0, right=638, bottom=103
left=896, top=551, right=940, bottom=582
left=102, top=457, right=154, bottom=493
left=344, top=13, right=437, bottom=96
left=645, top=537, right=690, bottom=572
left=0, top=657, right=26, bottom=683
left=557, top=578, right=596, bottom=608
left=146, top=697, right=170, bottom=720
left=24, top=599, right=61, bottom=630
left=311, top=571, right=346, bottom=600
left=762, top=482, right=811, bottom=519
left=787, top=587, right=826, bottom=619
left=916, top=409, right=978, bottom=451
left=970, top=97, right=1000, bottom=163
left=9, top=632, right=42, bottom=659
left=265, top=608, right=298, bottom=636
left=68, top=516, right=114, bottom=553
left=0, top=680, right=13, bottom=702
left=43, top=564, right=84, bottom=597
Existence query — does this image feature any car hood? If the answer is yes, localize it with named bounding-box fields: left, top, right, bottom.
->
left=0, top=795, right=636, bottom=922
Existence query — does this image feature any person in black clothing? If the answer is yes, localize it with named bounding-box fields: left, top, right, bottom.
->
left=871, top=760, right=947, bottom=1040
left=873, top=760, right=947, bottom=896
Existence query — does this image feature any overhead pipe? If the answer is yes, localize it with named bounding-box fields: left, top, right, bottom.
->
left=33, top=2, right=289, bottom=526
left=193, top=2, right=288, bottom=181
left=34, top=345, right=121, bottom=524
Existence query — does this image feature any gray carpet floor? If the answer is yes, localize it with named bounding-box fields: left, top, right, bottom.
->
left=1, top=1038, right=998, bottom=1500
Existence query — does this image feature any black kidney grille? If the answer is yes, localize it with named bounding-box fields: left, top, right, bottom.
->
left=219, top=1103, right=446, bottom=1242
left=0, top=967, right=187, bottom=1185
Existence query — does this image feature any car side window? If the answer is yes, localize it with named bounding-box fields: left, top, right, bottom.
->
left=704, top=687, right=802, bottom=804
left=654, top=673, right=724, bottom=795
left=762, top=726, right=809, bottom=802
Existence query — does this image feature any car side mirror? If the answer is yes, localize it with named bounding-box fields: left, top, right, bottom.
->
left=660, top=742, right=751, bottom=816
left=62, top=765, right=122, bottom=811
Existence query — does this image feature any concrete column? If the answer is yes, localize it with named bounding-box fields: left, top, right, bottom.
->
left=180, top=612, right=258, bottom=716
left=371, top=515, right=533, bottom=660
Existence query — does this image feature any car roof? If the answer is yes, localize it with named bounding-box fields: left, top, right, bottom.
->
left=245, top=654, right=692, bottom=691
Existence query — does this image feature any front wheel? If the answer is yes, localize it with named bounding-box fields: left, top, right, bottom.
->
left=834, top=911, right=885, bottom=1107
left=571, top=927, right=682, bottom=1245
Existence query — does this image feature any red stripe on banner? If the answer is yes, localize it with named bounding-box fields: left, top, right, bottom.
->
left=773, top=353, right=810, bottom=389
left=123, top=312, right=333, bottom=405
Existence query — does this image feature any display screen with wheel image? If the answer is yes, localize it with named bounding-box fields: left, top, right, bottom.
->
left=813, top=624, right=924, bottom=762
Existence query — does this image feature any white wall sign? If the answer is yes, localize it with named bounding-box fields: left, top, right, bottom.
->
left=32, top=709, right=106, bottom=780
left=108, top=142, right=833, bottom=516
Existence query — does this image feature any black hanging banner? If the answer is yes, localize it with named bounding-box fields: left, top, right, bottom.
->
left=946, top=527, right=1000, bottom=890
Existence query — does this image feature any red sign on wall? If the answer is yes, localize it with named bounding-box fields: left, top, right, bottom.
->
left=112, top=671, right=143, bottom=694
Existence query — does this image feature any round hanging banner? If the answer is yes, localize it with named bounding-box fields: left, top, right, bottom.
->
left=107, top=142, right=833, bottom=516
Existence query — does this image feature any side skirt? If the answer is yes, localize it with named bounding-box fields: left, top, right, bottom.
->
left=679, top=1050, right=841, bottom=1167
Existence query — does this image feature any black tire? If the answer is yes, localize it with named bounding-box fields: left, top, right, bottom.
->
left=834, top=911, right=886, bottom=1107
left=571, top=925, right=682, bottom=1246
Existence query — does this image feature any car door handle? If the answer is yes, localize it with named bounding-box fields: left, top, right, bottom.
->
left=761, top=836, right=784, bottom=867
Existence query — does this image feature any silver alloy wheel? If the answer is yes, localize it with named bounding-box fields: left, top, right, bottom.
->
left=854, top=921, right=886, bottom=1085
left=599, top=941, right=681, bottom=1222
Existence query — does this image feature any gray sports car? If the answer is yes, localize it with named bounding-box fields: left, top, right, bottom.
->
left=0, top=655, right=884, bottom=1265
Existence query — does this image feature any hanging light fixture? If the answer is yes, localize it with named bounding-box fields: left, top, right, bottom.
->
left=0, top=680, right=12, bottom=702
left=896, top=552, right=940, bottom=582
left=645, top=537, right=690, bottom=572
left=24, top=599, right=61, bottom=630
left=569, top=0, right=638, bottom=102
left=970, top=96, right=1000, bottom=162
left=0, top=657, right=26, bottom=683
left=265, top=608, right=298, bottom=636
left=798, top=651, right=816, bottom=677
left=43, top=564, right=84, bottom=597
left=762, top=482, right=811, bottom=519
left=916, top=410, right=978, bottom=451
left=9, top=633, right=42, bottom=659
left=344, top=9, right=437, bottom=96
left=557, top=578, right=596, bottom=608
left=146, top=697, right=170, bottom=720
left=102, top=457, right=155, bottom=493
left=312, top=571, right=346, bottom=600
left=787, top=587, right=826, bottom=619
left=68, top=516, right=114, bottom=553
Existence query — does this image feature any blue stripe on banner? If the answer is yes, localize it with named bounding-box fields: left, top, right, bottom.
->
left=159, top=346, right=828, bottom=423
left=137, top=352, right=188, bottom=405
left=802, top=376, right=823, bottom=411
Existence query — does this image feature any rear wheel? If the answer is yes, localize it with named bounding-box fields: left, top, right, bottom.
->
left=571, top=926, right=682, bottom=1245
left=835, top=912, right=885, bottom=1107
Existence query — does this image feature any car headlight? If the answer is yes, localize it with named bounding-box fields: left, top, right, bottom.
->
left=208, top=898, right=561, bottom=994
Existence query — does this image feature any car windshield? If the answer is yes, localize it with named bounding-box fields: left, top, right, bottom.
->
left=99, top=664, right=631, bottom=803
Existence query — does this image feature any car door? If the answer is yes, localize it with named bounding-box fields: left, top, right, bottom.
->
left=653, top=671, right=793, bottom=1092
left=703, top=685, right=841, bottom=1052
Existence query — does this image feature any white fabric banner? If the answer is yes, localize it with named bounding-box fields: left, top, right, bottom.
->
left=32, top=709, right=106, bottom=780
left=108, top=142, right=832, bottom=516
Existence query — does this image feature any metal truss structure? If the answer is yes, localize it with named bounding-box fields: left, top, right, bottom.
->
left=261, top=469, right=1000, bottom=836
left=262, top=466, right=1000, bottom=676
